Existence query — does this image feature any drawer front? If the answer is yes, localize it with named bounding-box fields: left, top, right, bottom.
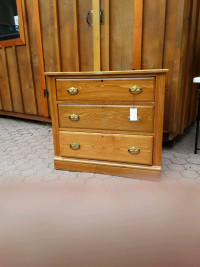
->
left=59, top=131, right=153, bottom=165
left=56, top=78, right=155, bottom=102
left=58, top=105, right=154, bottom=132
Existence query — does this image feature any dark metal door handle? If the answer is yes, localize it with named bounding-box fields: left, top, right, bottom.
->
left=100, top=9, right=104, bottom=25
left=86, top=10, right=91, bottom=26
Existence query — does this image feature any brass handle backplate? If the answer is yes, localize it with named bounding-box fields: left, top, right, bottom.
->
left=70, top=143, right=80, bottom=150
left=128, top=147, right=140, bottom=155
left=69, top=114, right=80, bottom=121
left=128, top=116, right=141, bottom=122
left=129, top=86, right=142, bottom=95
left=67, top=87, right=78, bottom=95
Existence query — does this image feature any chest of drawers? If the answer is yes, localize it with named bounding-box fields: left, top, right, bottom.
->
left=45, top=70, right=167, bottom=179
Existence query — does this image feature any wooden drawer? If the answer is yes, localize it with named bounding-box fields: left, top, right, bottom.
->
left=58, top=105, right=154, bottom=132
left=59, top=131, right=153, bottom=165
left=56, top=78, right=155, bottom=102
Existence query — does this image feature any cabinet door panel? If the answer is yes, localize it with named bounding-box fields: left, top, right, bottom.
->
left=77, top=0, right=94, bottom=71
left=109, top=0, right=134, bottom=70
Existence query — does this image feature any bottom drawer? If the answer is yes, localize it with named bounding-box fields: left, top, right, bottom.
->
left=59, top=131, right=153, bottom=165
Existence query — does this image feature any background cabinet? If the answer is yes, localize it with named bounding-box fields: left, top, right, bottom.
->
left=0, top=0, right=200, bottom=141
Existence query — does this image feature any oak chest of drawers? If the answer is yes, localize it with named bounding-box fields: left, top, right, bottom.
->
left=46, top=70, right=167, bottom=179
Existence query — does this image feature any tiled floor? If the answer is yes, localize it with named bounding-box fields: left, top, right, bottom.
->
left=0, top=116, right=200, bottom=185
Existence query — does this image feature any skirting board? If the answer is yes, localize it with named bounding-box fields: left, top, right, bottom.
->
left=54, top=156, right=161, bottom=180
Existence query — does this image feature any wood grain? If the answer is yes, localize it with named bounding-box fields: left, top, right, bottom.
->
left=39, top=0, right=58, bottom=72
left=132, top=0, right=143, bottom=70
left=92, top=0, right=101, bottom=71
left=77, top=0, right=94, bottom=71
left=100, top=0, right=110, bottom=71
left=53, top=0, right=61, bottom=72
left=109, top=0, right=134, bottom=70
left=32, top=0, right=48, bottom=117
left=59, top=131, right=153, bottom=165
left=6, top=47, right=23, bottom=113
left=46, top=70, right=167, bottom=179
left=153, top=73, right=166, bottom=166
left=0, top=48, right=13, bottom=111
left=58, top=0, right=79, bottom=71
left=56, top=78, right=155, bottom=102
left=16, top=0, right=37, bottom=115
left=48, top=77, right=60, bottom=156
left=58, top=104, right=154, bottom=132
left=54, top=156, right=160, bottom=179
left=142, top=0, right=166, bottom=69
left=0, top=110, right=51, bottom=122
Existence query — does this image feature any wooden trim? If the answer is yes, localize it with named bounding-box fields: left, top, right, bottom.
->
left=153, top=74, right=166, bottom=166
left=132, top=0, right=143, bottom=70
left=0, top=110, right=51, bottom=123
left=33, top=0, right=49, bottom=117
left=104, top=0, right=110, bottom=71
left=73, top=0, right=80, bottom=71
left=3, top=48, right=14, bottom=111
left=0, top=0, right=25, bottom=48
left=92, top=0, right=101, bottom=71
left=48, top=77, right=60, bottom=155
left=45, top=69, right=169, bottom=76
left=14, top=46, right=25, bottom=113
left=21, top=0, right=38, bottom=115
left=54, top=156, right=160, bottom=180
left=53, top=0, right=61, bottom=72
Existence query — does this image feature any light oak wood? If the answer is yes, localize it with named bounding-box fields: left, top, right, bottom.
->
left=48, top=77, right=60, bottom=156
left=153, top=73, right=166, bottom=166
left=92, top=0, right=101, bottom=71
left=46, top=70, right=167, bottom=179
left=58, top=104, right=154, bottom=132
left=100, top=0, right=110, bottom=71
left=54, top=156, right=160, bottom=180
left=45, top=69, right=168, bottom=76
left=56, top=78, right=155, bottom=102
left=77, top=0, right=94, bottom=71
left=59, top=128, right=155, bottom=136
left=59, top=131, right=153, bottom=165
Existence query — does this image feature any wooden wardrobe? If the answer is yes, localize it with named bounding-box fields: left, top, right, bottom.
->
left=0, top=0, right=200, bottom=141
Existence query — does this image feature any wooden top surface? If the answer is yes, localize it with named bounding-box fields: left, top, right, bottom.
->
left=45, top=69, right=169, bottom=76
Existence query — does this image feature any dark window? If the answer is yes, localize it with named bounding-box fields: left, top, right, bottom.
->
left=0, top=0, right=20, bottom=41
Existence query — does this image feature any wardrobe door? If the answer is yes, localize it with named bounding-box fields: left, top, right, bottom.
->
left=77, top=0, right=94, bottom=71
left=110, top=0, right=134, bottom=70
left=100, top=0, right=142, bottom=71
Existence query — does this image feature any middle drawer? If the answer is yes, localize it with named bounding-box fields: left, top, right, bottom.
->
left=58, top=105, right=154, bottom=132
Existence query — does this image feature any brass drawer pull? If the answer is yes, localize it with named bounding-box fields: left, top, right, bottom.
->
left=69, top=114, right=80, bottom=121
left=128, top=147, right=140, bottom=155
left=67, top=87, right=78, bottom=95
left=129, top=86, right=142, bottom=95
left=128, top=116, right=141, bottom=122
left=70, top=143, right=80, bottom=150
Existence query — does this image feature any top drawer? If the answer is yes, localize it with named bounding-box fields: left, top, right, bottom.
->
left=56, top=78, right=155, bottom=102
